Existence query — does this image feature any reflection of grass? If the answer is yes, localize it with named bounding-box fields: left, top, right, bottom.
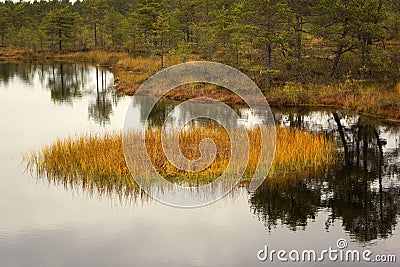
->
left=24, top=126, right=336, bottom=196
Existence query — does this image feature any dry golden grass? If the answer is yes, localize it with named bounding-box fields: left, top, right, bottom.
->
left=24, top=133, right=134, bottom=196
left=59, top=50, right=127, bottom=66
left=269, top=127, right=335, bottom=178
left=268, top=82, right=400, bottom=120
left=397, top=82, right=400, bottom=96
left=24, top=126, right=337, bottom=195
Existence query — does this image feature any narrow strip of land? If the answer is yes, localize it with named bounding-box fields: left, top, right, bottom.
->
left=2, top=49, right=399, bottom=120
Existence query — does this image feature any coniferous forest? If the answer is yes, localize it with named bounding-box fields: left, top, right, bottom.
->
left=1, top=0, right=400, bottom=87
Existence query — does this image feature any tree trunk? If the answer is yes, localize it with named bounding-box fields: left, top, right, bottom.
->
left=374, top=128, right=384, bottom=223
left=329, top=45, right=343, bottom=77
left=101, top=70, right=104, bottom=91
left=356, top=123, right=361, bottom=165
left=160, top=41, right=164, bottom=69
left=94, top=22, right=97, bottom=47
left=265, top=43, right=272, bottom=87
left=333, top=112, right=350, bottom=166
left=295, top=14, right=302, bottom=61
left=58, top=29, right=62, bottom=51
left=96, top=67, right=99, bottom=93
left=361, top=45, right=366, bottom=67
left=60, top=64, right=64, bottom=93
left=160, top=28, right=165, bottom=69
left=51, top=33, right=54, bottom=51
left=101, top=29, right=105, bottom=50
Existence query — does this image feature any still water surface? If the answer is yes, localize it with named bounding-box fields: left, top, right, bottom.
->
left=0, top=62, right=399, bottom=266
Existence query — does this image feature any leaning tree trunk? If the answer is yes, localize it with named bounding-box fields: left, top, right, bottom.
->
left=329, top=45, right=343, bottom=77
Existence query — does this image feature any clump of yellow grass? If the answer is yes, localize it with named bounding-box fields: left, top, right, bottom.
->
left=24, top=126, right=337, bottom=196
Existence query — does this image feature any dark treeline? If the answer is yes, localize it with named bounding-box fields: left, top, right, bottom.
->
left=1, top=0, right=400, bottom=85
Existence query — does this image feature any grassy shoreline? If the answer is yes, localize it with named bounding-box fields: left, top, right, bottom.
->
left=1, top=48, right=399, bottom=121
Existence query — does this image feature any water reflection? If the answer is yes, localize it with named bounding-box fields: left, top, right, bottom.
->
left=29, top=101, right=400, bottom=242
left=251, top=110, right=400, bottom=242
left=0, top=62, right=36, bottom=85
left=132, top=96, right=268, bottom=129
left=3, top=62, right=400, bottom=244
left=0, top=62, right=119, bottom=126
left=47, top=64, right=84, bottom=103
left=251, top=179, right=323, bottom=231
left=88, top=68, right=116, bottom=125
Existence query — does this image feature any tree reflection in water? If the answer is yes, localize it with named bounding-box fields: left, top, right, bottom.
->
left=5, top=62, right=120, bottom=126
left=46, top=64, right=118, bottom=125
left=250, top=110, right=400, bottom=242
left=88, top=67, right=114, bottom=126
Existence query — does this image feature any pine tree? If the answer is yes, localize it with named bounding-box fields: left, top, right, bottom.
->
left=42, top=7, right=79, bottom=51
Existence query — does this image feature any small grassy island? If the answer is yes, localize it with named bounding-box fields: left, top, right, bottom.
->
left=24, top=126, right=336, bottom=196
